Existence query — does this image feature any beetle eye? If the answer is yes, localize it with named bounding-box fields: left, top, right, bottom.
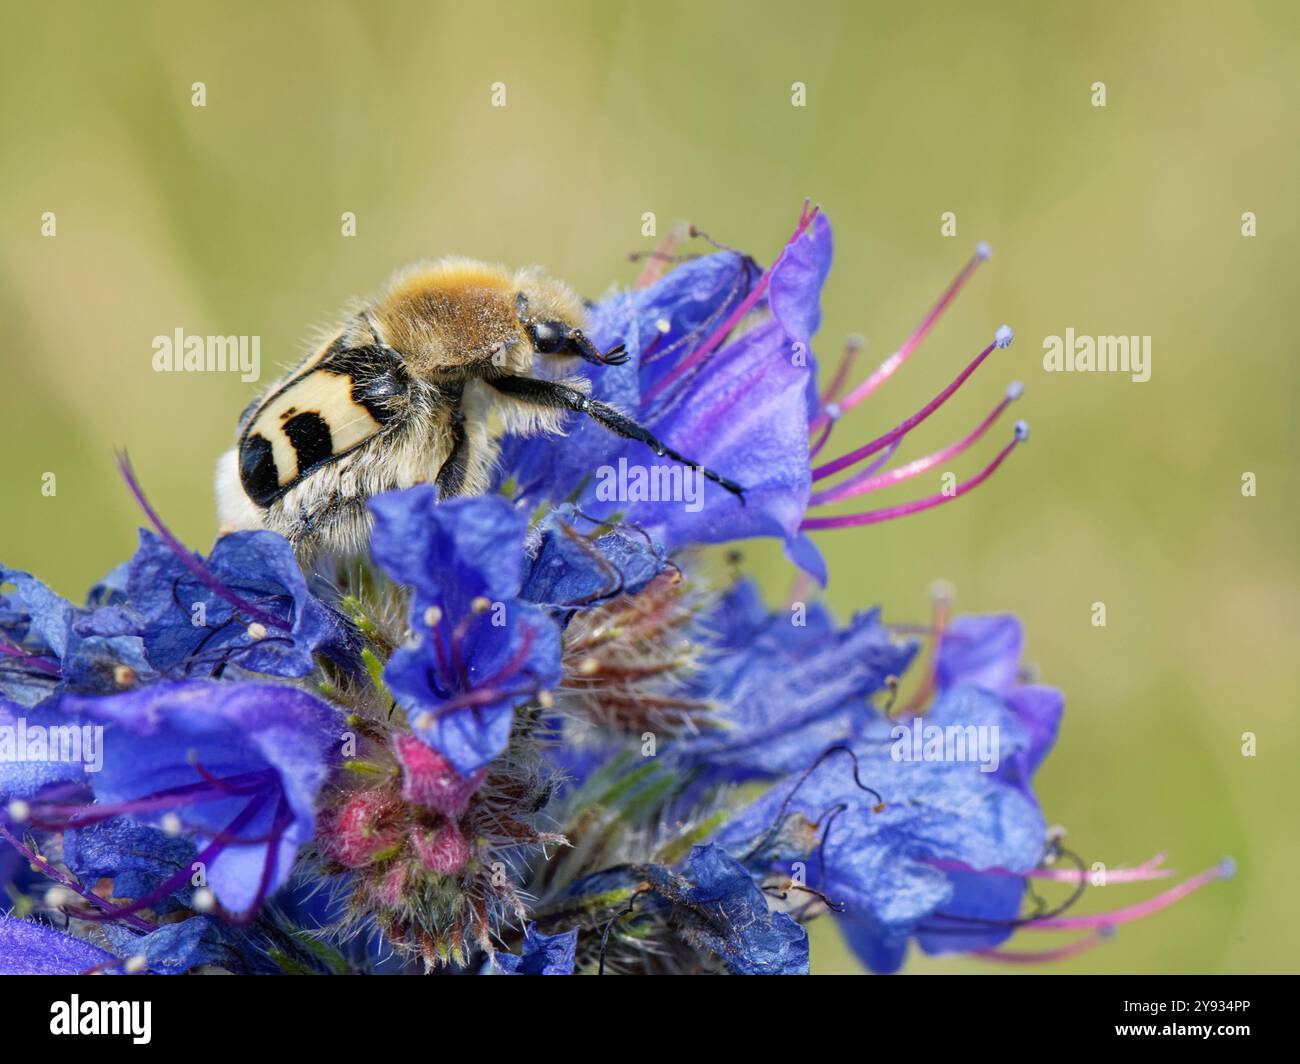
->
left=530, top=321, right=568, bottom=354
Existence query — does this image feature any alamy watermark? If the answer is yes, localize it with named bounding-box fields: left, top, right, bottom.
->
left=890, top=717, right=1000, bottom=773
left=1043, top=328, right=1150, bottom=383
left=0, top=717, right=104, bottom=773
left=594, top=457, right=704, bottom=512
left=152, top=328, right=261, bottom=382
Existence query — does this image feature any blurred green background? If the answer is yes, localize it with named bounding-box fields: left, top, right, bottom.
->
left=2, top=1, right=1296, bottom=973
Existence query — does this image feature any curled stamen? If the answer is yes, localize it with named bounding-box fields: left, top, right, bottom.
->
left=812, top=382, right=1022, bottom=507
left=809, top=242, right=992, bottom=436
left=921, top=845, right=1089, bottom=934
left=643, top=202, right=820, bottom=406
left=598, top=887, right=652, bottom=975
left=812, top=326, right=1013, bottom=483
left=801, top=422, right=1027, bottom=530
left=743, top=744, right=885, bottom=862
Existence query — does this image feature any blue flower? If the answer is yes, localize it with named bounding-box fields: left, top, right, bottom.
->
left=684, top=578, right=916, bottom=778
left=126, top=530, right=346, bottom=679
left=491, top=924, right=578, bottom=975
left=101, top=914, right=269, bottom=976
left=500, top=211, right=832, bottom=578
left=63, top=816, right=198, bottom=913
left=59, top=680, right=342, bottom=916
left=370, top=487, right=563, bottom=775
left=0, top=697, right=88, bottom=801
left=715, top=694, right=1047, bottom=974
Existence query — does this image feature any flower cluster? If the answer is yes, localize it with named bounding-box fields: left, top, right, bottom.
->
left=0, top=207, right=1229, bottom=975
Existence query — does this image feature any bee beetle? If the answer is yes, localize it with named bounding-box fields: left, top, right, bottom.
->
left=215, top=259, right=744, bottom=557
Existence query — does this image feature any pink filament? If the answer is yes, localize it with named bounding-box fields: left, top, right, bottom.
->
left=812, top=338, right=1000, bottom=483
left=801, top=431, right=1022, bottom=530
left=819, top=337, right=865, bottom=407
left=922, top=852, right=1173, bottom=884
left=975, top=929, right=1112, bottom=964
left=809, top=246, right=989, bottom=436
left=811, top=390, right=1014, bottom=507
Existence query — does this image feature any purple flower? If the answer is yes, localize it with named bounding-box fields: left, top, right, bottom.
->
left=126, top=530, right=345, bottom=680
left=0, top=566, right=152, bottom=706
left=0, top=697, right=88, bottom=801
left=370, top=487, right=563, bottom=775
left=58, top=680, right=342, bottom=916
left=63, top=816, right=198, bottom=913
left=501, top=210, right=832, bottom=576
left=520, top=505, right=668, bottom=615
left=685, top=578, right=916, bottom=778
left=715, top=699, right=1047, bottom=974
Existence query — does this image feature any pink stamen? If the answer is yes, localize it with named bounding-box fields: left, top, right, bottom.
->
left=809, top=242, right=991, bottom=436
left=975, top=929, right=1113, bottom=964
left=811, top=382, right=1021, bottom=507
left=924, top=852, right=1174, bottom=884
left=809, top=440, right=900, bottom=504
left=1023, top=859, right=1235, bottom=932
left=807, top=417, right=835, bottom=460
left=642, top=202, right=820, bottom=407
left=801, top=424, right=1026, bottom=531
left=811, top=325, right=1012, bottom=483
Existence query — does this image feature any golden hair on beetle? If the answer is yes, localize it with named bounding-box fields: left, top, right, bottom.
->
left=215, top=258, right=742, bottom=559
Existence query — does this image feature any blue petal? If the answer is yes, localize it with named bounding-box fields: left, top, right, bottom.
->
left=935, top=614, right=1024, bottom=695
left=63, top=680, right=342, bottom=914
left=102, top=916, right=255, bottom=976
left=715, top=724, right=1046, bottom=973
left=520, top=507, right=667, bottom=612
left=387, top=602, right=562, bottom=775
left=491, top=924, right=579, bottom=975
left=499, top=251, right=757, bottom=503
left=370, top=488, right=527, bottom=607
left=0, top=915, right=118, bottom=975
left=687, top=580, right=916, bottom=778
left=371, top=490, right=564, bottom=775
left=644, top=844, right=809, bottom=975
left=63, top=817, right=197, bottom=911
left=126, top=530, right=339, bottom=679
